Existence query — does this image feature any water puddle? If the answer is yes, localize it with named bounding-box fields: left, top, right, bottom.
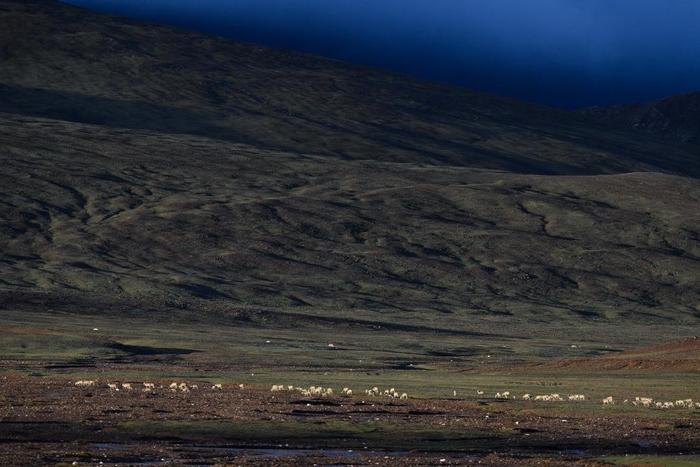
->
left=91, top=443, right=413, bottom=463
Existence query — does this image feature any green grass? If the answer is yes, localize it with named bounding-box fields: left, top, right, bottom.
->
left=0, top=332, right=102, bottom=359
left=1, top=308, right=699, bottom=416
left=602, top=455, right=700, bottom=466
left=117, top=419, right=503, bottom=451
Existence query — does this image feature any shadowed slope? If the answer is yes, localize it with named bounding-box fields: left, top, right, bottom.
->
left=0, top=0, right=697, bottom=176
left=578, top=91, right=700, bottom=145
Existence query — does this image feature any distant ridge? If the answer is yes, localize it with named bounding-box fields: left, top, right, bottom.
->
left=577, top=91, right=700, bottom=145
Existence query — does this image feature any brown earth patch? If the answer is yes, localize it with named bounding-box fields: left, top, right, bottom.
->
left=0, top=325, right=66, bottom=336
left=525, top=337, right=700, bottom=372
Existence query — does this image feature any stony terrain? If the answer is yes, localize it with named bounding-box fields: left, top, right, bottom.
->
left=1, top=373, right=699, bottom=466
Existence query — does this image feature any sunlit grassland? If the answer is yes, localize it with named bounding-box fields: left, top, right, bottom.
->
left=601, top=455, right=700, bottom=466
left=2, top=307, right=699, bottom=414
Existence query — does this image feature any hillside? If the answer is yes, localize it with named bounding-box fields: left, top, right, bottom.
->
left=0, top=0, right=699, bottom=332
left=3, top=114, right=700, bottom=326
left=578, top=91, right=700, bottom=145
left=1, top=0, right=699, bottom=176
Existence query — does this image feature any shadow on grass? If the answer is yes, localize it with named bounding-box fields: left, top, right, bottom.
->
left=106, top=341, right=199, bottom=357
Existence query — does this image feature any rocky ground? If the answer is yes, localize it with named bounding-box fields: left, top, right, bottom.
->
left=1, top=372, right=699, bottom=465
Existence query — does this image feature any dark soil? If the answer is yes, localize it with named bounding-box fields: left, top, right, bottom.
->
left=0, top=373, right=698, bottom=465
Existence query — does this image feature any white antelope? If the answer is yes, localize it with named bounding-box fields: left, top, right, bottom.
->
left=74, top=380, right=95, bottom=387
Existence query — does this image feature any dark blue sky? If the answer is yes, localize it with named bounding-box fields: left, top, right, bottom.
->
left=63, top=0, right=700, bottom=108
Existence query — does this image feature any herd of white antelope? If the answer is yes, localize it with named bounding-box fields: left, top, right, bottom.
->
left=72, top=380, right=698, bottom=410
left=271, top=384, right=408, bottom=399
left=492, top=391, right=699, bottom=409
left=73, top=380, right=234, bottom=393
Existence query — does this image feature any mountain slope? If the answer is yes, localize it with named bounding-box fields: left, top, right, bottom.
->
left=2, top=114, right=699, bottom=322
left=0, top=0, right=697, bottom=176
left=578, top=91, right=700, bottom=145
left=0, top=0, right=699, bottom=329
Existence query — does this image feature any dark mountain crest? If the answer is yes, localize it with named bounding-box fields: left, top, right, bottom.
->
left=577, top=91, right=700, bottom=145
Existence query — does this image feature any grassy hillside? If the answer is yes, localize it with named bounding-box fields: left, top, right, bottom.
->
left=2, top=114, right=699, bottom=324
left=0, top=0, right=698, bottom=365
